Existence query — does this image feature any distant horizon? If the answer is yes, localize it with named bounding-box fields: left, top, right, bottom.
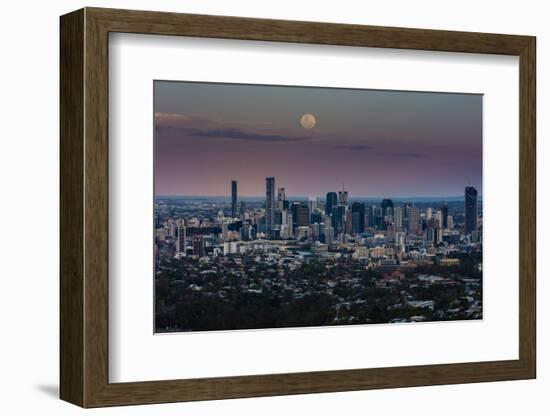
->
left=155, top=193, right=482, bottom=200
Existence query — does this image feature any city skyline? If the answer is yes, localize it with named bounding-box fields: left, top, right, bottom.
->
left=154, top=81, right=482, bottom=198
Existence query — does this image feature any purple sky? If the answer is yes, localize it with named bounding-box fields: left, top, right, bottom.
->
left=154, top=81, right=482, bottom=198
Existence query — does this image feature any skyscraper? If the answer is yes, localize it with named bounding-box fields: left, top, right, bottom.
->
left=351, top=202, right=365, bottom=234
left=265, top=177, right=276, bottom=235
left=381, top=199, right=394, bottom=218
left=326, top=192, right=337, bottom=216
left=408, top=207, right=420, bottom=235
left=338, top=187, right=349, bottom=206
left=277, top=187, right=286, bottom=210
left=175, top=225, right=186, bottom=256
left=394, top=206, right=403, bottom=230
left=291, top=202, right=310, bottom=227
left=465, top=186, right=478, bottom=234
left=192, top=236, right=205, bottom=257
left=231, top=180, right=237, bottom=218
left=427, top=217, right=442, bottom=245
left=308, top=196, right=318, bottom=212
left=441, top=203, right=449, bottom=228
left=426, top=207, right=433, bottom=221
left=332, top=205, right=346, bottom=233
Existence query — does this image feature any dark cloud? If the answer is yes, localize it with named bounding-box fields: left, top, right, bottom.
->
left=155, top=112, right=309, bottom=143
left=185, top=128, right=310, bottom=143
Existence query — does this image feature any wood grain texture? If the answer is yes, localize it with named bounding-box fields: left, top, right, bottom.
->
left=59, top=8, right=85, bottom=407
left=59, top=7, right=537, bottom=408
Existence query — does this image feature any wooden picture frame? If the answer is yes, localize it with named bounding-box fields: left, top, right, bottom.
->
left=60, top=7, right=536, bottom=408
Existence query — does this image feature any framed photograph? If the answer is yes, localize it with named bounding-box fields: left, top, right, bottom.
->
left=60, top=7, right=536, bottom=408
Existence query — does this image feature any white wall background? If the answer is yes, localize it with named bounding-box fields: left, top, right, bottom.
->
left=0, top=0, right=545, bottom=414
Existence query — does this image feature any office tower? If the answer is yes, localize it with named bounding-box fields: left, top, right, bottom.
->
left=426, top=217, right=442, bottom=244
left=351, top=202, right=366, bottom=234
left=240, top=225, right=252, bottom=241
left=281, top=209, right=289, bottom=226
left=440, top=203, right=448, bottom=228
left=465, top=186, right=478, bottom=234
left=447, top=215, right=454, bottom=230
left=426, top=207, right=433, bottom=221
left=280, top=224, right=291, bottom=239
left=169, top=221, right=177, bottom=238
left=312, top=223, right=321, bottom=241
left=308, top=196, right=318, bottom=212
left=221, top=222, right=229, bottom=241
left=274, top=209, right=283, bottom=226
left=396, top=231, right=406, bottom=253
left=381, top=199, right=394, bottom=218
left=407, top=207, right=420, bottom=235
left=326, top=192, right=337, bottom=216
left=239, top=201, right=246, bottom=216
left=332, top=205, right=346, bottom=233
left=394, top=206, right=403, bottom=230
left=345, top=211, right=353, bottom=234
left=319, top=222, right=326, bottom=242
left=338, top=187, right=349, bottom=205
left=404, top=203, right=411, bottom=218
left=277, top=187, right=286, bottom=210
left=192, top=236, right=205, bottom=257
left=175, top=225, right=186, bottom=256
left=325, top=225, right=335, bottom=245
left=265, top=177, right=276, bottom=235
left=231, top=180, right=237, bottom=218
left=368, top=205, right=377, bottom=228
left=291, top=202, right=310, bottom=227
left=287, top=213, right=293, bottom=237
left=311, top=210, right=323, bottom=225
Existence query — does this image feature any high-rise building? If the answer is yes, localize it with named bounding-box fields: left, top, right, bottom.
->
left=291, top=202, right=310, bottom=227
left=369, top=205, right=378, bottom=228
left=351, top=202, right=365, bottom=234
left=311, top=210, right=323, bottom=225
left=441, top=203, right=449, bottom=228
left=394, top=206, right=404, bottom=230
left=332, top=205, right=346, bottom=233
left=231, top=180, right=237, bottom=218
left=326, top=192, right=337, bottom=216
left=408, top=207, right=420, bottom=235
left=447, top=215, right=454, bottom=230
left=308, top=196, right=318, bottom=212
left=338, top=188, right=349, bottom=205
left=311, top=223, right=320, bottom=241
left=465, top=186, right=478, bottom=234
left=265, top=177, right=276, bottom=235
left=175, top=225, right=186, bottom=256
left=426, top=207, right=433, bottom=221
left=324, top=225, right=334, bottom=245
left=426, top=217, right=442, bottom=245
left=221, top=222, right=229, bottom=241
left=277, top=187, right=286, bottom=210
left=381, top=199, right=394, bottom=218
left=345, top=211, right=353, bottom=234
left=192, top=236, right=205, bottom=257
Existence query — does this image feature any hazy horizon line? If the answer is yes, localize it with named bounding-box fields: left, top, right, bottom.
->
left=155, top=194, right=482, bottom=200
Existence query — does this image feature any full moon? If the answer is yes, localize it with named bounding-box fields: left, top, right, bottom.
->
left=300, top=113, right=316, bottom=130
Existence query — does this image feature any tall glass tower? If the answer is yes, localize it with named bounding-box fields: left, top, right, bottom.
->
left=231, top=180, right=237, bottom=218
left=464, top=186, right=478, bottom=234
left=326, top=192, right=337, bottom=216
left=265, top=177, right=276, bottom=234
